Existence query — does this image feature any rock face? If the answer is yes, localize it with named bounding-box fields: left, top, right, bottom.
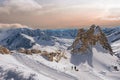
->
left=41, top=50, right=67, bottom=62
left=18, top=48, right=41, bottom=55
left=0, top=46, right=10, bottom=54
left=71, top=25, right=113, bottom=55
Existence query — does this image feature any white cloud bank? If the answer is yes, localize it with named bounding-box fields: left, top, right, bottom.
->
left=101, top=17, right=120, bottom=21
left=0, top=23, right=28, bottom=29
left=98, top=8, right=120, bottom=21
left=0, top=0, right=42, bottom=14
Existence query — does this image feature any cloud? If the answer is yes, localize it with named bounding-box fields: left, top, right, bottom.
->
left=98, top=8, right=120, bottom=21
left=0, top=23, right=28, bottom=29
left=0, top=0, right=42, bottom=14
left=101, top=16, right=120, bottom=21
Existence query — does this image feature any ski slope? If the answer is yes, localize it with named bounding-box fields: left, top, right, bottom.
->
left=12, top=53, right=78, bottom=80
left=0, top=54, right=53, bottom=80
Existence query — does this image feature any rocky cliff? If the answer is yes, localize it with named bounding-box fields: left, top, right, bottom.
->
left=71, top=25, right=113, bottom=55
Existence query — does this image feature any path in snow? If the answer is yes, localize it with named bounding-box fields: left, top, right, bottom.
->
left=12, top=53, right=78, bottom=80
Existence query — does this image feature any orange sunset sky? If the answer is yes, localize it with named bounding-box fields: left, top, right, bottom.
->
left=0, top=0, right=120, bottom=29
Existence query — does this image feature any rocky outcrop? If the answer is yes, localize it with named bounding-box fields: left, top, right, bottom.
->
left=71, top=25, right=113, bottom=55
left=18, top=48, right=41, bottom=54
left=41, top=50, right=67, bottom=62
left=0, top=46, right=10, bottom=54
left=18, top=48, right=25, bottom=53
left=31, top=49, right=41, bottom=53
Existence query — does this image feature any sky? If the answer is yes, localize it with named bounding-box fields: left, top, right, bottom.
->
left=0, top=0, right=120, bottom=29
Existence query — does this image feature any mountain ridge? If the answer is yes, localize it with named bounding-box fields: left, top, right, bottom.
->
left=71, top=25, right=113, bottom=55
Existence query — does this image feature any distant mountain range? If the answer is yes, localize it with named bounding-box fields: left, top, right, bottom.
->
left=0, top=26, right=120, bottom=50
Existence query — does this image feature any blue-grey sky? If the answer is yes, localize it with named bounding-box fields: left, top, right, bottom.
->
left=0, top=0, right=120, bottom=28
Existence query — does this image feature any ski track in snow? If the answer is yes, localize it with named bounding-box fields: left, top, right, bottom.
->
left=12, top=53, right=78, bottom=80
left=89, top=69, right=110, bottom=80
left=73, top=67, right=109, bottom=80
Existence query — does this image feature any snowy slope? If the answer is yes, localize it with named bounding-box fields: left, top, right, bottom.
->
left=0, top=54, right=53, bottom=80
left=0, top=48, right=119, bottom=80
left=105, top=27, right=120, bottom=58
left=105, top=27, right=120, bottom=43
